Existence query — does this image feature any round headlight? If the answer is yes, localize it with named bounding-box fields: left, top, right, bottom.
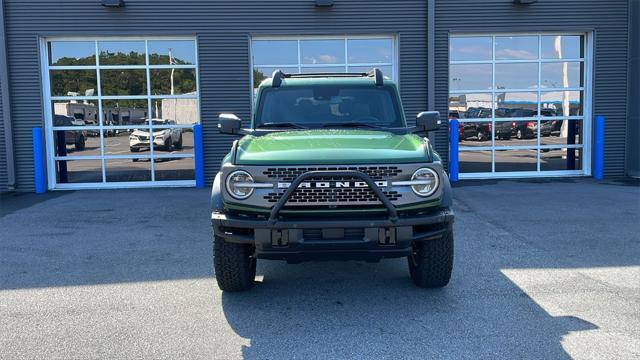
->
left=410, top=168, right=439, bottom=197
left=225, top=170, right=254, bottom=200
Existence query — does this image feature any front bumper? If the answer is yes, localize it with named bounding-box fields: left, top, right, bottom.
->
left=212, top=207, right=454, bottom=261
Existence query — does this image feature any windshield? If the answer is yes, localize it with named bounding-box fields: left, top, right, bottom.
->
left=255, top=85, right=404, bottom=129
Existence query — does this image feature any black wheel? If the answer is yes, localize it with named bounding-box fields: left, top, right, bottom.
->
left=503, top=134, right=511, bottom=140
left=174, top=134, right=183, bottom=150
left=516, top=129, right=523, bottom=140
left=408, top=228, right=453, bottom=288
left=214, top=235, right=256, bottom=292
left=477, top=130, right=485, bottom=142
left=164, top=138, right=172, bottom=151
left=75, top=135, right=85, bottom=151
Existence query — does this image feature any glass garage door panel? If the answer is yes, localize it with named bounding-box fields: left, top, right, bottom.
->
left=44, top=38, right=199, bottom=188
left=449, top=34, right=589, bottom=178
left=251, top=36, right=396, bottom=91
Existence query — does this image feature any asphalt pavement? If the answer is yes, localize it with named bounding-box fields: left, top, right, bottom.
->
left=0, top=179, right=638, bottom=359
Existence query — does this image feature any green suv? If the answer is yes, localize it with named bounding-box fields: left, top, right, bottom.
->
left=211, top=69, right=454, bottom=291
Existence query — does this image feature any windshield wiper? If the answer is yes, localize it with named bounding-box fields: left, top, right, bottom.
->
left=322, top=122, right=384, bottom=129
left=258, top=122, right=308, bottom=129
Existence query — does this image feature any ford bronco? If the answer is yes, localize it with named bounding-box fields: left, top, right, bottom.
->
left=211, top=69, right=454, bottom=292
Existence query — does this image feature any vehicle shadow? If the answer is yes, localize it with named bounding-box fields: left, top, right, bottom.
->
left=221, top=257, right=596, bottom=359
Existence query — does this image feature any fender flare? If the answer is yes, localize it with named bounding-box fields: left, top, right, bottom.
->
left=211, top=172, right=224, bottom=212
left=440, top=170, right=453, bottom=208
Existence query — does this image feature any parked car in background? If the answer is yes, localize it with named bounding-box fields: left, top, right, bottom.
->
left=129, top=119, right=183, bottom=152
left=53, top=115, right=87, bottom=151
left=459, top=121, right=511, bottom=141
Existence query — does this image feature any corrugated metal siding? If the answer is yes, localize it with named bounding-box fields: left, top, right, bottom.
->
left=0, top=75, right=6, bottom=191
left=435, top=0, right=630, bottom=176
left=3, top=0, right=427, bottom=191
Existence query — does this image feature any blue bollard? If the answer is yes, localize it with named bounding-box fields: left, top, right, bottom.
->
left=194, top=124, right=205, bottom=188
left=32, top=128, right=46, bottom=194
left=594, top=115, right=604, bottom=180
left=449, top=118, right=459, bottom=182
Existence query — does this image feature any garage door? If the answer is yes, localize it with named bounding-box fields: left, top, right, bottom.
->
left=251, top=35, right=397, bottom=90
left=449, top=34, right=592, bottom=178
left=42, top=37, right=200, bottom=189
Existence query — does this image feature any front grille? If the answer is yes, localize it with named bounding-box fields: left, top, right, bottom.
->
left=262, top=166, right=404, bottom=206
left=263, top=166, right=402, bottom=181
left=265, top=185, right=401, bottom=203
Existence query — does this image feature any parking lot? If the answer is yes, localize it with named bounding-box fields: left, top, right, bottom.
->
left=0, top=179, right=638, bottom=359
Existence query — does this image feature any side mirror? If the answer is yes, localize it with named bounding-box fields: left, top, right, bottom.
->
left=218, top=113, right=242, bottom=135
left=415, top=111, right=441, bottom=133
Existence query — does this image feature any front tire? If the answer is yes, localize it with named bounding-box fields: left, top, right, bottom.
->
left=214, top=235, right=256, bottom=292
left=174, top=134, right=183, bottom=150
left=408, top=228, right=453, bottom=288
left=75, top=135, right=85, bottom=151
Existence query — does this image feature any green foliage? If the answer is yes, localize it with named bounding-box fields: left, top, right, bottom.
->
left=50, top=52, right=195, bottom=97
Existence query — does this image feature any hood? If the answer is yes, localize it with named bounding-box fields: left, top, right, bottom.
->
left=235, top=129, right=430, bottom=165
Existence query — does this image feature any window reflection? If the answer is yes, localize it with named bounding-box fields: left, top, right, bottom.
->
left=52, top=100, right=99, bottom=126
left=300, top=40, right=345, bottom=64
left=541, top=62, right=583, bottom=89
left=252, top=40, right=298, bottom=65
left=494, top=149, right=537, bottom=172
left=450, top=64, right=492, bottom=91
left=50, top=70, right=97, bottom=97
left=102, top=99, right=148, bottom=126
left=448, top=93, right=492, bottom=119
left=459, top=150, right=492, bottom=173
left=347, top=65, right=392, bottom=77
left=148, top=40, right=196, bottom=65
left=540, top=148, right=583, bottom=171
left=53, top=129, right=100, bottom=156
left=154, top=157, right=195, bottom=181
left=495, top=92, right=538, bottom=117
left=495, top=36, right=538, bottom=60
left=56, top=160, right=102, bottom=183
left=540, top=91, right=582, bottom=116
left=103, top=128, right=139, bottom=156
left=105, top=159, right=151, bottom=182
left=458, top=121, right=494, bottom=143
left=495, top=63, right=538, bottom=89
left=46, top=38, right=199, bottom=185
left=299, top=66, right=346, bottom=73
left=347, top=39, right=393, bottom=63
left=100, top=69, right=147, bottom=96
left=98, top=41, right=146, bottom=65
left=541, top=35, right=583, bottom=59
left=450, top=37, right=492, bottom=61
left=449, top=34, right=587, bottom=175
left=150, top=98, right=198, bottom=126
left=253, top=66, right=298, bottom=88
left=251, top=37, right=396, bottom=89
left=500, top=120, right=538, bottom=145
left=540, top=119, right=582, bottom=146
left=150, top=69, right=197, bottom=95
left=49, top=41, right=95, bottom=66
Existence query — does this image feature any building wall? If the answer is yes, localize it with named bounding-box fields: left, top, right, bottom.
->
left=435, top=0, right=630, bottom=176
left=0, top=75, right=6, bottom=191
left=628, top=0, right=640, bottom=177
left=3, top=0, right=428, bottom=191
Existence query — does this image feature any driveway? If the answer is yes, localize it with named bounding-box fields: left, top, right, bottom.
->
left=0, top=179, right=638, bottom=359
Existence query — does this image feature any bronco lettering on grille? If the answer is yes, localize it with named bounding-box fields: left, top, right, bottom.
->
left=277, top=181, right=388, bottom=189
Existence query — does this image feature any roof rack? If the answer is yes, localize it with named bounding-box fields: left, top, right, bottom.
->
left=270, top=68, right=384, bottom=88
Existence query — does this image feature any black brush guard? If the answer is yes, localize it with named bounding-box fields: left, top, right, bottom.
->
left=212, top=170, right=454, bottom=255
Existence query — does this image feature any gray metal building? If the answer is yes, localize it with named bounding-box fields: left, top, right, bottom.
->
left=0, top=0, right=636, bottom=192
